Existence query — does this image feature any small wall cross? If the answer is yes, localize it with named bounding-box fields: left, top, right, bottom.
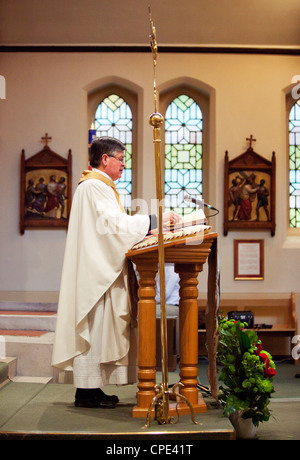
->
left=246, top=134, right=256, bottom=149
left=41, top=133, right=52, bottom=147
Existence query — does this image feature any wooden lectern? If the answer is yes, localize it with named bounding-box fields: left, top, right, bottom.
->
left=126, top=231, right=218, bottom=418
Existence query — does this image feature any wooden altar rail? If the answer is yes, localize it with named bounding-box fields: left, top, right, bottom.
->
left=126, top=232, right=218, bottom=418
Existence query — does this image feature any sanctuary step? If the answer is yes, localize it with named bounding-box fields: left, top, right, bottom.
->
left=0, top=311, right=56, bottom=332
left=0, top=302, right=59, bottom=382
left=0, top=357, right=17, bottom=386
left=0, top=301, right=57, bottom=312
left=0, top=360, right=9, bottom=385
left=0, top=301, right=57, bottom=333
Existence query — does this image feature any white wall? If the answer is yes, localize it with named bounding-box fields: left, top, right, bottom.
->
left=0, top=51, right=299, bottom=300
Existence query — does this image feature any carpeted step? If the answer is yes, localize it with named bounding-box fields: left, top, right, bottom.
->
left=0, top=303, right=58, bottom=382
left=4, top=332, right=58, bottom=381
left=0, top=302, right=57, bottom=312
left=0, top=311, right=56, bottom=332
left=0, top=361, right=8, bottom=384
left=0, top=357, right=17, bottom=382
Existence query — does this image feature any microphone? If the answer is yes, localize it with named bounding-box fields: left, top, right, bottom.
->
left=184, top=194, right=218, bottom=212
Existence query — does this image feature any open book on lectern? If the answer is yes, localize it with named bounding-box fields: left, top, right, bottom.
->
left=169, top=208, right=207, bottom=229
left=131, top=208, right=212, bottom=250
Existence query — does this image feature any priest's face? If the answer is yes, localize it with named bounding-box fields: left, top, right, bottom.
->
left=104, top=150, right=126, bottom=181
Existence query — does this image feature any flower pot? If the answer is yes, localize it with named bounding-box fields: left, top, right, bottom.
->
left=229, top=411, right=257, bottom=439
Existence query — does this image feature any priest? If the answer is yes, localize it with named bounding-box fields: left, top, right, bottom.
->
left=52, top=136, right=180, bottom=408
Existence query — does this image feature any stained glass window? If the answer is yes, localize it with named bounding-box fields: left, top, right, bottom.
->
left=164, top=94, right=203, bottom=216
left=289, top=100, right=300, bottom=228
left=94, top=94, right=132, bottom=212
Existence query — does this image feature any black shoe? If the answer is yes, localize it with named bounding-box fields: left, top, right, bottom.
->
left=74, top=397, right=116, bottom=408
left=74, top=388, right=118, bottom=408
left=95, top=388, right=119, bottom=404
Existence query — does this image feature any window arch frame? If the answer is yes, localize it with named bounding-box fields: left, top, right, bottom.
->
left=159, top=84, right=210, bottom=212
left=286, top=93, right=300, bottom=232
left=88, top=84, right=138, bottom=209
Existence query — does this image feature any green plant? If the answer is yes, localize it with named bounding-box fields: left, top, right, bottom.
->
left=217, top=316, right=276, bottom=427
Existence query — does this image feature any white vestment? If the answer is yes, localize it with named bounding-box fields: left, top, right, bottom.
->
left=51, top=170, right=150, bottom=387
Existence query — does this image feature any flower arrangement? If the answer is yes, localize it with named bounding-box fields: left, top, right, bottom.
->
left=217, top=316, right=276, bottom=427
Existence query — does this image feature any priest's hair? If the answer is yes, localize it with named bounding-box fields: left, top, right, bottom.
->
left=89, top=136, right=126, bottom=168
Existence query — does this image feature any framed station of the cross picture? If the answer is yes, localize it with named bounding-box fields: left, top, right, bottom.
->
left=20, top=134, right=72, bottom=234
left=223, top=137, right=276, bottom=237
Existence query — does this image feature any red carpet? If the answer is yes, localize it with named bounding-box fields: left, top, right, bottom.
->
left=0, top=329, right=48, bottom=337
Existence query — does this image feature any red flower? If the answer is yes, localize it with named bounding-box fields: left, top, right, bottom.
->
left=255, top=343, right=263, bottom=355
left=259, top=352, right=269, bottom=361
left=265, top=367, right=276, bottom=378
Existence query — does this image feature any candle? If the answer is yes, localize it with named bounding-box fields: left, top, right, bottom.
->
left=88, top=122, right=96, bottom=146
left=88, top=123, right=96, bottom=170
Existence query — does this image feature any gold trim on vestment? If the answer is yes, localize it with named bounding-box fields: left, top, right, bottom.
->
left=79, top=170, right=125, bottom=212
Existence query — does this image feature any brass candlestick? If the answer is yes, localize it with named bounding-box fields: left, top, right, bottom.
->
left=144, top=6, right=201, bottom=428
left=148, top=6, right=170, bottom=425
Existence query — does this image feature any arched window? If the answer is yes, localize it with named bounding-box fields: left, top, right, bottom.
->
left=289, top=99, right=300, bottom=228
left=94, top=93, right=133, bottom=212
left=164, top=94, right=203, bottom=216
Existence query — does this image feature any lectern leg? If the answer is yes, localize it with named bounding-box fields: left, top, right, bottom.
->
left=132, top=262, right=158, bottom=417
left=175, top=263, right=206, bottom=413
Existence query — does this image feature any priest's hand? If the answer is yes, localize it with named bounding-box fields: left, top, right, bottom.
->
left=162, top=211, right=181, bottom=230
left=149, top=211, right=181, bottom=234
